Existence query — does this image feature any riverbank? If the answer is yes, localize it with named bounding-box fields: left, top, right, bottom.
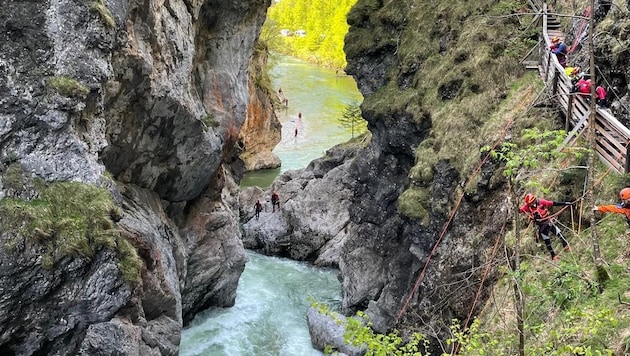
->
left=241, top=54, right=363, bottom=188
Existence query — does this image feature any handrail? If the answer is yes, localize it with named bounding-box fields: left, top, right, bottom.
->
left=539, top=2, right=630, bottom=173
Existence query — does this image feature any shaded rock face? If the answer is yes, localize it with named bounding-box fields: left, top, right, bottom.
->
left=180, top=165, right=248, bottom=325
left=0, top=0, right=271, bottom=354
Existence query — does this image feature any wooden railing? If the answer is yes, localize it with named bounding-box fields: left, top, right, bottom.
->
left=538, top=2, right=630, bottom=173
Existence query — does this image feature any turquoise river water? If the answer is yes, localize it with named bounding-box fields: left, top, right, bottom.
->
left=240, top=54, right=363, bottom=188
left=180, top=56, right=363, bottom=355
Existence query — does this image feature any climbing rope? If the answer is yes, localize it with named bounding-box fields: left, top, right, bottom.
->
left=395, top=117, right=515, bottom=323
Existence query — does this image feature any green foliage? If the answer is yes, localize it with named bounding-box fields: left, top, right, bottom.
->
left=47, top=75, right=90, bottom=98
left=543, top=262, right=598, bottom=309
left=445, top=318, right=511, bottom=355
left=89, top=0, right=115, bottom=28
left=263, top=0, right=357, bottom=68
left=525, top=308, right=617, bottom=355
left=338, top=102, right=367, bottom=138
left=0, top=181, right=142, bottom=283
left=344, top=311, right=429, bottom=356
left=480, top=128, right=588, bottom=194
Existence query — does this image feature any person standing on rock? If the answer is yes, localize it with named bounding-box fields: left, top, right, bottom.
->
left=271, top=191, right=280, bottom=213
left=254, top=199, right=263, bottom=220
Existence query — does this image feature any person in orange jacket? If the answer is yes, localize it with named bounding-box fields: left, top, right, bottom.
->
left=519, top=193, right=573, bottom=260
left=593, top=187, right=630, bottom=225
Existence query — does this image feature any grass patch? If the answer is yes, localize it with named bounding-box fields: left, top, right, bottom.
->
left=89, top=0, right=116, bottom=28
left=0, top=181, right=142, bottom=283
left=47, top=75, right=90, bottom=98
left=2, top=163, right=25, bottom=192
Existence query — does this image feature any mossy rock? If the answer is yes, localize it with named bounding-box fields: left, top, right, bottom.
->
left=0, top=181, right=142, bottom=283
left=47, top=76, right=90, bottom=98
left=397, top=187, right=430, bottom=224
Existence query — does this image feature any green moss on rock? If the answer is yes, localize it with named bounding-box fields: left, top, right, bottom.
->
left=47, top=76, right=90, bottom=98
left=397, top=187, right=430, bottom=223
left=0, top=181, right=142, bottom=283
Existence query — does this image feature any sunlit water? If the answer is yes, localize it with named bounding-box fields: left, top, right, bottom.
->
left=180, top=56, right=360, bottom=355
left=179, top=251, right=342, bottom=356
left=241, top=54, right=363, bottom=188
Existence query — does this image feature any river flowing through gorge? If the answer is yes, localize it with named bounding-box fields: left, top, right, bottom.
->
left=180, top=55, right=363, bottom=355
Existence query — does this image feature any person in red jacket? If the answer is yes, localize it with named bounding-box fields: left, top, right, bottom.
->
left=519, top=193, right=573, bottom=260
left=593, top=187, right=630, bottom=225
left=595, top=85, right=608, bottom=108
left=574, top=78, right=592, bottom=95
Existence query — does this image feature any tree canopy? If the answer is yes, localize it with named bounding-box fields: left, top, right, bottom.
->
left=262, top=0, right=357, bottom=69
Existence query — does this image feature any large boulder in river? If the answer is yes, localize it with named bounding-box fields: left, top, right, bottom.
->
left=240, top=141, right=361, bottom=265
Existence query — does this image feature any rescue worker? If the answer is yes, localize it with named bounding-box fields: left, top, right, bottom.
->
left=519, top=193, right=573, bottom=261
left=574, top=78, right=592, bottom=96
left=596, top=85, right=608, bottom=108
left=593, top=187, right=630, bottom=225
left=565, top=66, right=583, bottom=85
left=550, top=36, right=567, bottom=67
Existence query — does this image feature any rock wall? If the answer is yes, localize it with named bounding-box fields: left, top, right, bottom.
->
left=0, top=0, right=270, bottom=354
left=238, top=42, right=282, bottom=171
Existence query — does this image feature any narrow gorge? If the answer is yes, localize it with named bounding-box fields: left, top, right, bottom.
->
left=2, top=0, right=628, bottom=354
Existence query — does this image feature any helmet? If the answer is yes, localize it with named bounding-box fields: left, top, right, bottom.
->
left=620, top=188, right=630, bottom=200
left=552, top=36, right=560, bottom=43
left=524, top=193, right=536, bottom=204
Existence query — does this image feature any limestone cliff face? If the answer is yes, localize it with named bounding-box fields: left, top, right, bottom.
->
left=0, top=0, right=270, bottom=354
left=239, top=42, right=282, bottom=171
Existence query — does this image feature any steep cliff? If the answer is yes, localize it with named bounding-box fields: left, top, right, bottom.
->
left=240, top=0, right=558, bottom=351
left=238, top=41, right=282, bottom=172
left=0, top=0, right=270, bottom=354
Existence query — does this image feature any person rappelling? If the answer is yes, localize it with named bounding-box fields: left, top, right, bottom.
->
left=519, top=193, right=573, bottom=261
